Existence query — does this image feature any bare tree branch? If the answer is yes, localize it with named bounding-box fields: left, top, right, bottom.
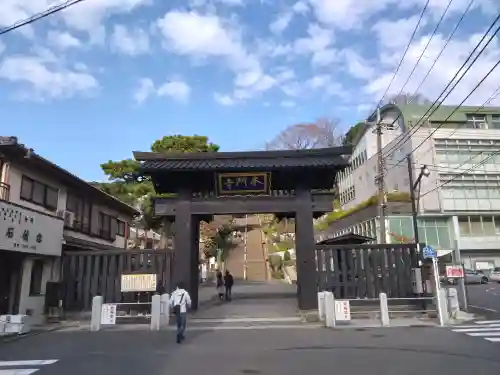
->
left=266, top=118, right=344, bottom=150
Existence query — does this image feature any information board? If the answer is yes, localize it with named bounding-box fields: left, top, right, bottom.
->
left=121, top=273, right=157, bottom=292
left=334, top=300, right=351, bottom=321
left=101, top=304, right=117, bottom=325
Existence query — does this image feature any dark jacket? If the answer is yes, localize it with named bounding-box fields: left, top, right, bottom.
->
left=224, top=274, right=234, bottom=288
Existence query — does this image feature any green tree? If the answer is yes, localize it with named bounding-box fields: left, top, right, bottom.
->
left=343, top=122, right=365, bottom=146
left=96, top=135, right=220, bottom=233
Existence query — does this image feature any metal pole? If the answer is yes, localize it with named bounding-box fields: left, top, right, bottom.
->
left=453, top=239, right=468, bottom=311
left=376, top=108, right=387, bottom=243
left=244, top=214, right=248, bottom=280
left=407, top=155, right=427, bottom=310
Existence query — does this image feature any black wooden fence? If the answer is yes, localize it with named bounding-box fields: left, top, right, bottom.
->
left=315, top=243, right=419, bottom=300
left=61, top=249, right=174, bottom=311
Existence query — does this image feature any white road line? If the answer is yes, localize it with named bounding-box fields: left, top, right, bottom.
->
left=185, top=324, right=322, bottom=331
left=469, top=305, right=499, bottom=313
left=452, top=327, right=500, bottom=333
left=0, top=370, right=39, bottom=375
left=485, top=337, right=500, bottom=342
left=475, top=320, right=500, bottom=324
left=190, top=317, right=301, bottom=323
left=0, top=361, right=57, bottom=367
left=452, top=324, right=500, bottom=329
left=467, top=332, right=500, bottom=336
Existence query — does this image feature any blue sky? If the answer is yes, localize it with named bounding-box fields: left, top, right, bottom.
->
left=1, top=0, right=499, bottom=181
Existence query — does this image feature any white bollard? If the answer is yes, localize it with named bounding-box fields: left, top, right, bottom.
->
left=317, top=292, right=326, bottom=321
left=437, top=289, right=449, bottom=326
left=90, top=296, right=103, bottom=332
left=150, top=294, right=161, bottom=331
left=160, top=293, right=170, bottom=328
left=324, top=291, right=335, bottom=328
left=379, top=292, right=390, bottom=327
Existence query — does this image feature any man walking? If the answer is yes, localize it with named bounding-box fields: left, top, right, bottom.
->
left=224, top=270, right=234, bottom=301
left=170, top=282, right=192, bottom=344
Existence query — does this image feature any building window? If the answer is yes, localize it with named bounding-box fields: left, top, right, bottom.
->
left=117, top=220, right=126, bottom=237
left=491, top=115, right=500, bottom=129
left=99, top=212, right=112, bottom=239
left=29, top=260, right=44, bottom=296
left=458, top=215, right=500, bottom=237
left=66, top=193, right=92, bottom=233
left=20, top=176, right=58, bottom=211
left=466, top=114, right=487, bottom=129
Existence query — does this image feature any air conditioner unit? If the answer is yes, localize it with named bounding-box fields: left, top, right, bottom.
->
left=63, top=211, right=75, bottom=227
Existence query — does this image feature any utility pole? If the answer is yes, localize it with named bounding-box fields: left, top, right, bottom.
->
left=243, top=214, right=248, bottom=280
left=375, top=108, right=387, bottom=243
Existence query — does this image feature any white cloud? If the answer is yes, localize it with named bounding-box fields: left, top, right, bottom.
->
left=307, top=0, right=496, bottom=30
left=341, top=49, right=375, bottom=79
left=372, top=15, right=427, bottom=50
left=134, top=78, right=191, bottom=104
left=134, top=78, right=155, bottom=104
left=1, top=0, right=152, bottom=42
left=0, top=54, right=99, bottom=100
left=157, top=10, right=276, bottom=103
left=364, top=31, right=500, bottom=106
left=270, top=12, right=293, bottom=34
left=47, top=30, right=81, bottom=49
left=110, top=25, right=150, bottom=56
left=292, top=1, right=309, bottom=14
left=214, top=93, right=236, bottom=105
left=157, top=80, right=191, bottom=102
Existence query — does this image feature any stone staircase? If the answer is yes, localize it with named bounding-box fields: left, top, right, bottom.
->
left=226, top=215, right=268, bottom=282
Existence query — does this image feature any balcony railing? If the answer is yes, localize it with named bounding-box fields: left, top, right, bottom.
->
left=0, top=182, right=9, bottom=201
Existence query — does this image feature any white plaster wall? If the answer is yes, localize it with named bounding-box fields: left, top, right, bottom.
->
left=17, top=257, right=60, bottom=325
left=8, top=162, right=68, bottom=214
left=7, top=160, right=132, bottom=249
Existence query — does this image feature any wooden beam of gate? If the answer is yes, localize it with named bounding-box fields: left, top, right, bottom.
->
left=154, top=192, right=335, bottom=216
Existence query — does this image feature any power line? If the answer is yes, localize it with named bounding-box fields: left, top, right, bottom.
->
left=365, top=0, right=474, bottom=159
left=387, top=44, right=500, bottom=172
left=382, top=11, right=500, bottom=162
left=368, top=0, right=431, bottom=118
left=391, top=0, right=455, bottom=102
left=0, top=0, right=85, bottom=36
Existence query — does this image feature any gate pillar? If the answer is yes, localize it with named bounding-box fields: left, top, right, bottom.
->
left=294, top=185, right=318, bottom=310
left=173, top=190, right=200, bottom=310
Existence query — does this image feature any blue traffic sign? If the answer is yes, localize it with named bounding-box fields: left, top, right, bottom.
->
left=422, top=245, right=437, bottom=259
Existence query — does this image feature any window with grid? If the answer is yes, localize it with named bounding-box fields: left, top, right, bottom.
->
left=491, top=115, right=500, bottom=129
left=466, top=114, right=487, bottom=129
left=20, top=176, right=58, bottom=211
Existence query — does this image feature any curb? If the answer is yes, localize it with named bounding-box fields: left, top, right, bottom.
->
left=0, top=323, right=81, bottom=344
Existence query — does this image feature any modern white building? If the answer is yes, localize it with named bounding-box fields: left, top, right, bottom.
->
left=0, top=136, right=138, bottom=324
left=333, top=104, right=500, bottom=270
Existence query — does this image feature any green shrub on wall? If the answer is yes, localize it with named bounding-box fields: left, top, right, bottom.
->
left=315, top=191, right=411, bottom=230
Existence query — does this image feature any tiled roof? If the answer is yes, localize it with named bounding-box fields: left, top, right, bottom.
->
left=134, top=147, right=351, bottom=172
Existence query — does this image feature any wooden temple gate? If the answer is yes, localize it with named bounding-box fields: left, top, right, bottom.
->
left=134, top=147, right=353, bottom=310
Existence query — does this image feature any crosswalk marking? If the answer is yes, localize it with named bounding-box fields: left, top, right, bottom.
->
left=0, top=370, right=39, bottom=375
left=451, top=321, right=500, bottom=344
left=0, top=361, right=58, bottom=367
left=0, top=360, right=58, bottom=375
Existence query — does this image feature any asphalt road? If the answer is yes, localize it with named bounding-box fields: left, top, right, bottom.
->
left=1, top=325, right=500, bottom=375
left=466, top=282, right=500, bottom=318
